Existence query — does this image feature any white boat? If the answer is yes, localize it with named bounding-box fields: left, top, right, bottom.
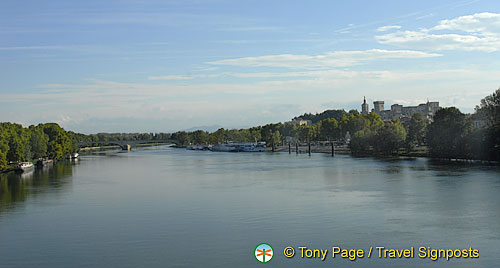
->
left=211, top=142, right=266, bottom=152
left=16, top=162, right=34, bottom=172
left=241, top=142, right=266, bottom=152
left=67, top=152, right=79, bottom=159
left=211, top=143, right=239, bottom=152
left=187, top=145, right=210, bottom=150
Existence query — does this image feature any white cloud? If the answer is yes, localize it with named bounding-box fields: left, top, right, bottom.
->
left=2, top=66, right=498, bottom=132
left=377, top=25, right=402, bottom=32
left=432, top=12, right=500, bottom=32
left=207, top=49, right=441, bottom=69
left=376, top=12, right=500, bottom=52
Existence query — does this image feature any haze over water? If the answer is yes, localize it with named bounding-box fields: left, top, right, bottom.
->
left=0, top=146, right=499, bottom=267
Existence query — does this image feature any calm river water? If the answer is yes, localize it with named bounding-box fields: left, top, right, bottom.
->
left=0, top=146, right=499, bottom=267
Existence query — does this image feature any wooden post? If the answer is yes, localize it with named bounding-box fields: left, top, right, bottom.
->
left=296, top=142, right=299, bottom=154
left=308, top=141, right=311, bottom=156
left=288, top=142, right=291, bottom=154
left=331, top=142, right=335, bottom=157
left=272, top=140, right=275, bottom=152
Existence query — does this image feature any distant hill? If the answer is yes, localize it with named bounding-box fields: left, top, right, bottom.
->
left=293, top=109, right=357, bottom=124
left=183, top=125, right=224, bottom=132
left=183, top=125, right=251, bottom=132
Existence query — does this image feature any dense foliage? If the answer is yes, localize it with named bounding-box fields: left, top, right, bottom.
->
left=293, top=109, right=358, bottom=124
left=425, top=88, right=499, bottom=161
left=0, top=123, right=78, bottom=170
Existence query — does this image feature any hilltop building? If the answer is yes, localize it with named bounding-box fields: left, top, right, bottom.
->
left=361, top=96, right=369, bottom=114
left=362, top=98, right=440, bottom=121
left=373, top=101, right=385, bottom=114
left=290, top=118, right=312, bottom=126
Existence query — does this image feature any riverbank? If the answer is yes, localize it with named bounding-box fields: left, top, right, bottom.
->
left=0, top=167, right=16, bottom=174
left=272, top=144, right=498, bottom=165
left=79, top=142, right=174, bottom=151
left=273, top=144, right=352, bottom=154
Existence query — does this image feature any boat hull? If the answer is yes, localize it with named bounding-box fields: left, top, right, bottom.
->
left=211, top=142, right=266, bottom=152
left=16, top=162, right=34, bottom=172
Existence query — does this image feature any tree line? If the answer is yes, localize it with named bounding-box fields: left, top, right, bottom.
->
left=426, top=89, right=500, bottom=161
left=166, top=88, right=500, bottom=162
left=343, top=88, right=500, bottom=161
left=2, top=88, right=498, bottom=170
left=0, top=123, right=79, bottom=170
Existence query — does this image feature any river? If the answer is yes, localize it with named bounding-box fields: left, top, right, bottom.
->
left=0, top=146, right=499, bottom=267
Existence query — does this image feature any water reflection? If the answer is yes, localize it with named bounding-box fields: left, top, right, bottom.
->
left=0, top=150, right=499, bottom=268
left=0, top=161, right=73, bottom=215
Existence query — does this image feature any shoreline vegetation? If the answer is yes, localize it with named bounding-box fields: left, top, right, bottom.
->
left=1, top=89, right=499, bottom=172
left=0, top=123, right=78, bottom=173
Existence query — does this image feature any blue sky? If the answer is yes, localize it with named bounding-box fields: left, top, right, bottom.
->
left=1, top=0, right=499, bottom=133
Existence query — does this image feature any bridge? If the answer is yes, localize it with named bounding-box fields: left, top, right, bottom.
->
left=76, top=139, right=179, bottom=150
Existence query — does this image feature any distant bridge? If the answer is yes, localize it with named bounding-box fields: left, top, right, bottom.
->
left=76, top=139, right=179, bottom=150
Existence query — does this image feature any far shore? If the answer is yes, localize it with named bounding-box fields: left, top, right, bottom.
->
left=79, top=142, right=174, bottom=151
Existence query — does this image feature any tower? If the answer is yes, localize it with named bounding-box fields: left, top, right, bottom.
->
left=373, top=101, right=384, bottom=114
left=361, top=96, right=369, bottom=114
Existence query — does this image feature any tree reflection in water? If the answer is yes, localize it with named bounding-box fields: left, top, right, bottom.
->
left=0, top=161, right=73, bottom=215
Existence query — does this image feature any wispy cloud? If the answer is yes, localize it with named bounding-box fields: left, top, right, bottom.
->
left=377, top=25, right=401, bottom=32
left=210, top=38, right=328, bottom=44
left=207, top=49, right=441, bottom=69
left=376, top=12, right=500, bottom=52
left=2, top=66, right=498, bottom=132
left=217, top=26, right=285, bottom=32
left=148, top=75, right=194, bottom=80
left=0, top=45, right=66, bottom=51
left=415, top=13, right=435, bottom=20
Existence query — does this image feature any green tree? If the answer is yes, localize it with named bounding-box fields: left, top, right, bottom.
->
left=427, top=107, right=471, bottom=159
left=191, top=130, right=209, bottom=144
left=272, top=130, right=281, bottom=147
left=476, top=87, right=500, bottom=125
left=4, top=123, right=29, bottom=162
left=249, top=128, right=262, bottom=142
left=30, top=126, right=49, bottom=159
left=373, top=120, right=406, bottom=155
left=172, top=131, right=190, bottom=146
left=297, top=125, right=316, bottom=142
left=293, top=109, right=347, bottom=124
left=406, top=113, right=428, bottom=151
left=0, top=127, right=9, bottom=170
left=210, top=128, right=225, bottom=144
left=318, top=118, right=339, bottom=141
left=41, top=123, right=74, bottom=159
left=349, top=129, right=374, bottom=153
left=475, top=88, right=500, bottom=161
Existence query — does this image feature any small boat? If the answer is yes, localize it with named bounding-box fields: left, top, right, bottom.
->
left=16, top=162, right=34, bottom=172
left=211, top=143, right=239, bottom=152
left=36, top=158, right=54, bottom=167
left=211, top=142, right=266, bottom=152
left=187, top=145, right=210, bottom=150
left=240, top=142, right=266, bottom=152
left=67, top=152, right=79, bottom=159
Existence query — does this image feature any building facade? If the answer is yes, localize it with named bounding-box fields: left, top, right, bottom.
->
left=290, top=119, right=313, bottom=126
left=363, top=98, right=440, bottom=121
left=373, top=101, right=385, bottom=114
left=361, top=96, right=369, bottom=114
